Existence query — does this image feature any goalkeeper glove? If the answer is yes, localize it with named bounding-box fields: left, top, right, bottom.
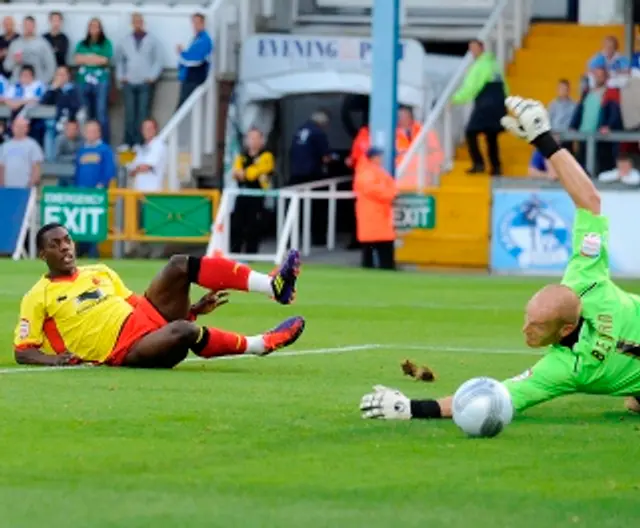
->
left=500, top=96, right=559, bottom=158
left=360, top=385, right=411, bottom=420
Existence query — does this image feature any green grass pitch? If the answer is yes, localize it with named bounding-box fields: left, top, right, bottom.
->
left=0, top=259, right=639, bottom=527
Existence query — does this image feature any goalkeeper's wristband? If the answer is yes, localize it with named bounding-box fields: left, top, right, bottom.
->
left=532, top=131, right=560, bottom=159
left=410, top=399, right=442, bottom=419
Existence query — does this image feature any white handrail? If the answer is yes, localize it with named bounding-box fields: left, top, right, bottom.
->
left=155, top=0, right=227, bottom=190
left=396, top=0, right=529, bottom=187
left=284, top=176, right=353, bottom=190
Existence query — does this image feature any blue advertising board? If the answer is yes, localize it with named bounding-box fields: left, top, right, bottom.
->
left=491, top=190, right=575, bottom=273
left=0, top=188, right=31, bottom=255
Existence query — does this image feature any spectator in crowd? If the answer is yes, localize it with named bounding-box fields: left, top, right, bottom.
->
left=43, top=11, right=69, bottom=67
left=176, top=13, right=213, bottom=107
left=0, top=117, right=43, bottom=188
left=0, top=16, right=20, bottom=78
left=74, top=18, right=113, bottom=143
left=230, top=127, right=274, bottom=255
left=115, top=13, right=164, bottom=152
left=127, top=118, right=166, bottom=192
left=548, top=79, right=576, bottom=132
left=4, top=16, right=56, bottom=84
left=0, top=71, right=8, bottom=102
left=5, top=65, right=46, bottom=145
left=289, top=109, right=330, bottom=185
left=289, top=109, right=331, bottom=245
left=54, top=119, right=82, bottom=164
left=127, top=118, right=167, bottom=258
left=588, top=36, right=624, bottom=76
left=41, top=65, right=83, bottom=129
left=73, top=120, right=115, bottom=258
left=353, top=147, right=397, bottom=270
left=527, top=148, right=557, bottom=180
left=598, top=154, right=640, bottom=185
left=452, top=39, right=507, bottom=176
left=74, top=120, right=116, bottom=189
left=570, top=65, right=616, bottom=173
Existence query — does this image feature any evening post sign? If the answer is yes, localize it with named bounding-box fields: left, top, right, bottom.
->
left=41, top=187, right=108, bottom=242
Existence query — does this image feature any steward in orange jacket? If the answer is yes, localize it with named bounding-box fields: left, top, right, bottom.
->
left=353, top=147, right=398, bottom=270
left=347, top=125, right=370, bottom=170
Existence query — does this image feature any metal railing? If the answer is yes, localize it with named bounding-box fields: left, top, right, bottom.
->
left=396, top=0, right=532, bottom=188
left=208, top=176, right=356, bottom=262
left=282, top=176, right=353, bottom=254
left=557, top=130, right=640, bottom=176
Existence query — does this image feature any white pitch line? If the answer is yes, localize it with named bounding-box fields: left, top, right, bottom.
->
left=0, top=343, right=539, bottom=375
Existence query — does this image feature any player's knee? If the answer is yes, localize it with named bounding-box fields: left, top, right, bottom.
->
left=166, top=254, right=189, bottom=277
left=167, top=320, right=200, bottom=347
left=624, top=397, right=640, bottom=414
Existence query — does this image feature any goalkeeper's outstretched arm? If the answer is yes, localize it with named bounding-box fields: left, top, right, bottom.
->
left=501, top=96, right=600, bottom=215
left=544, top=147, right=600, bottom=215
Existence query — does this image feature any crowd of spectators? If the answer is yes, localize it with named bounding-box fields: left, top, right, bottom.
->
left=0, top=11, right=213, bottom=193
left=529, top=34, right=640, bottom=185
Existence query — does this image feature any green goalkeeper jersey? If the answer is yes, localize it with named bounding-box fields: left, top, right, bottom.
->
left=504, top=208, right=640, bottom=412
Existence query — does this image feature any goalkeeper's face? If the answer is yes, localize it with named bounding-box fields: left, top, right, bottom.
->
left=523, top=285, right=581, bottom=348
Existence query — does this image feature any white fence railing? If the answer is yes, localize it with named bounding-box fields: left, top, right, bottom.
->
left=207, top=177, right=356, bottom=263
left=396, top=0, right=533, bottom=188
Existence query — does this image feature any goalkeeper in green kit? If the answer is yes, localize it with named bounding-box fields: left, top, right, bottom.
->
left=360, top=95, right=640, bottom=421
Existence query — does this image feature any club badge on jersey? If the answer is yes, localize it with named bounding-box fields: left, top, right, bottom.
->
left=580, top=233, right=601, bottom=259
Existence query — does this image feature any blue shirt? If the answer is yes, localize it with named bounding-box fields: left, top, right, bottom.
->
left=178, top=31, right=213, bottom=84
left=289, top=120, right=330, bottom=179
left=529, top=150, right=546, bottom=171
left=74, top=142, right=116, bottom=188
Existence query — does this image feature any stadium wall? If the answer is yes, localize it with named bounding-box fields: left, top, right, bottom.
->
left=395, top=181, right=491, bottom=268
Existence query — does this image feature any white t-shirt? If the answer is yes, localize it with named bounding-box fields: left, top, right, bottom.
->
left=0, top=137, right=44, bottom=188
left=598, top=167, right=640, bottom=186
left=129, top=137, right=167, bottom=192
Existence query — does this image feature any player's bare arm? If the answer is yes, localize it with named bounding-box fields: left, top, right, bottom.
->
left=501, top=96, right=600, bottom=215
left=15, top=348, right=81, bottom=367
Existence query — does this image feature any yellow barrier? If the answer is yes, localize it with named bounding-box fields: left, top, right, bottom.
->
left=107, top=189, right=220, bottom=244
left=395, top=182, right=491, bottom=268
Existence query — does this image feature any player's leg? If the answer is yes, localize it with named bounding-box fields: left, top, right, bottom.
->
left=121, top=316, right=306, bottom=368
left=144, top=249, right=301, bottom=322
left=361, top=243, right=374, bottom=268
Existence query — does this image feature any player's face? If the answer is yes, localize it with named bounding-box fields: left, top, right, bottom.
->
left=523, top=310, right=561, bottom=348
left=41, top=227, right=76, bottom=274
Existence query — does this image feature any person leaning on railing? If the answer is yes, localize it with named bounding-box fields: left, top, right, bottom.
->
left=451, top=39, right=507, bottom=177
left=230, top=127, right=274, bottom=255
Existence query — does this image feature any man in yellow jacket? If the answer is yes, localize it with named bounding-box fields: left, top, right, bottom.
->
left=354, top=147, right=398, bottom=270
left=231, top=127, right=275, bottom=254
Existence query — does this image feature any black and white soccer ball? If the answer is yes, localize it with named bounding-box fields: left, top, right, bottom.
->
left=452, top=377, right=514, bottom=438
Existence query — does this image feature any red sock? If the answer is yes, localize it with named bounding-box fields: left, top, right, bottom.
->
left=191, top=327, right=247, bottom=358
left=196, top=257, right=251, bottom=292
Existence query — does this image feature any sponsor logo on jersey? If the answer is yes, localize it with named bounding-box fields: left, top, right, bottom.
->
left=509, top=369, right=533, bottom=382
left=580, top=232, right=601, bottom=258
left=19, top=319, right=30, bottom=339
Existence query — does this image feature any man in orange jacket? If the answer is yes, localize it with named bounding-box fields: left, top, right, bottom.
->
left=353, top=147, right=398, bottom=270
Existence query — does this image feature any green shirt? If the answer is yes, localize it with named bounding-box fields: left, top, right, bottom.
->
left=74, top=39, right=113, bottom=85
left=451, top=52, right=509, bottom=105
left=504, top=209, right=640, bottom=412
left=578, top=89, right=603, bottom=133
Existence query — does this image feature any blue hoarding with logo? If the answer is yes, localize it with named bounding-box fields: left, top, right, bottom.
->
left=0, top=188, right=31, bottom=255
left=491, top=190, right=576, bottom=273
